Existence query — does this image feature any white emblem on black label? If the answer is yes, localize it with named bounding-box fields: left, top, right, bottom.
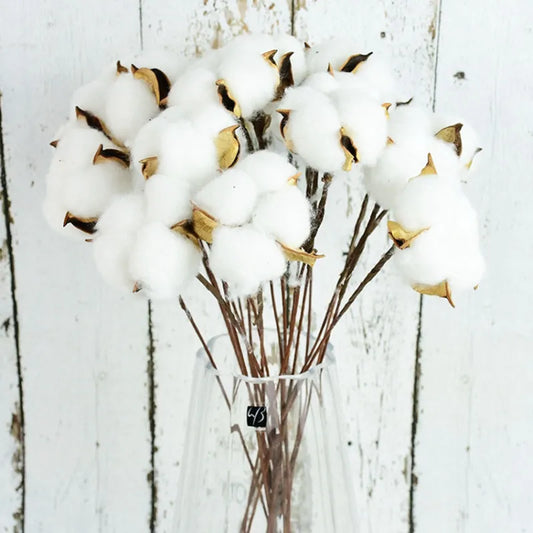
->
left=247, top=406, right=267, bottom=428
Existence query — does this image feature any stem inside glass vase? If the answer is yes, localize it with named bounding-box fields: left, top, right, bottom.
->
left=174, top=331, right=357, bottom=533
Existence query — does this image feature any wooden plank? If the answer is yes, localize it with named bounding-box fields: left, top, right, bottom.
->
left=294, top=2, right=440, bottom=532
left=414, top=0, right=533, bottom=531
left=0, top=1, right=152, bottom=530
left=139, top=1, right=292, bottom=530
left=0, top=101, right=23, bottom=532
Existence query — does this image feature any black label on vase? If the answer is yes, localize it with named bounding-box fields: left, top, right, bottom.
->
left=247, top=406, right=267, bottom=428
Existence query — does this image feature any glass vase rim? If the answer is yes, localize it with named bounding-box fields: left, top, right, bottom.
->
left=196, top=330, right=335, bottom=383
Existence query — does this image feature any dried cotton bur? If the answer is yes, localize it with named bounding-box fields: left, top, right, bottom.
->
left=44, top=33, right=485, bottom=376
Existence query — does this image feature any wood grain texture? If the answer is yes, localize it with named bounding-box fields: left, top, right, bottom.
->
left=294, top=1, right=440, bottom=531
left=0, top=1, right=152, bottom=530
left=140, top=2, right=293, bottom=530
left=415, top=0, right=533, bottom=531
left=0, top=100, right=23, bottom=532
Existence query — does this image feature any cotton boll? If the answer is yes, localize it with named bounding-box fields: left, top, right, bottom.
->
left=53, top=123, right=114, bottom=175
left=388, top=105, right=434, bottom=144
left=279, top=86, right=345, bottom=172
left=128, top=222, right=200, bottom=299
left=69, top=79, right=110, bottom=122
left=93, top=232, right=137, bottom=292
left=332, top=88, right=388, bottom=165
left=218, top=47, right=279, bottom=117
left=427, top=138, right=462, bottom=176
left=447, top=248, right=485, bottom=292
left=62, top=161, right=132, bottom=218
left=42, top=190, right=83, bottom=239
left=96, top=192, right=145, bottom=234
left=236, top=151, right=297, bottom=193
left=252, top=185, right=311, bottom=247
left=210, top=225, right=286, bottom=297
left=363, top=142, right=430, bottom=209
left=393, top=231, right=451, bottom=287
left=104, top=73, right=160, bottom=146
left=305, top=38, right=360, bottom=73
left=194, top=169, right=258, bottom=225
left=393, top=224, right=484, bottom=294
left=157, top=120, right=218, bottom=189
left=350, top=53, right=396, bottom=102
left=144, top=174, right=192, bottom=226
left=167, top=65, right=219, bottom=109
left=432, top=116, right=482, bottom=171
left=392, top=174, right=470, bottom=230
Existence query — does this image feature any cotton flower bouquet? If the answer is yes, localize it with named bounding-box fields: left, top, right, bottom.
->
left=44, top=33, right=484, bottom=530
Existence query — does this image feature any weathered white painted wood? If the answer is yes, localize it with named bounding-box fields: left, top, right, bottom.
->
left=294, top=2, right=440, bottom=531
left=140, top=2, right=292, bottom=529
left=415, top=1, right=533, bottom=531
left=0, top=106, right=23, bottom=532
left=0, top=1, right=152, bottom=531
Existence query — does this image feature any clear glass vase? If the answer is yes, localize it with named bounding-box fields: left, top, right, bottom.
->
left=173, top=332, right=357, bottom=532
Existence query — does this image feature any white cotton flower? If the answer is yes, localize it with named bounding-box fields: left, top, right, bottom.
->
left=236, top=151, right=297, bottom=193
left=432, top=116, right=482, bottom=172
left=62, top=160, right=132, bottom=218
left=393, top=225, right=484, bottom=295
left=167, top=65, right=219, bottom=109
left=93, top=232, right=137, bottom=292
left=252, top=185, right=311, bottom=248
left=51, top=122, right=114, bottom=175
left=104, top=72, right=160, bottom=146
left=144, top=174, right=192, bottom=226
left=363, top=142, right=430, bottom=209
left=392, top=174, right=470, bottom=230
left=128, top=222, right=201, bottom=299
left=42, top=189, right=81, bottom=239
left=332, top=88, right=388, bottom=166
left=210, top=225, right=286, bottom=297
left=69, top=79, right=110, bottom=122
left=157, top=120, right=218, bottom=188
left=391, top=174, right=484, bottom=295
left=348, top=53, right=396, bottom=102
left=95, top=192, right=145, bottom=234
left=388, top=105, right=434, bottom=144
left=217, top=46, right=279, bottom=117
left=92, top=193, right=146, bottom=292
left=278, top=86, right=344, bottom=172
left=194, top=168, right=258, bottom=225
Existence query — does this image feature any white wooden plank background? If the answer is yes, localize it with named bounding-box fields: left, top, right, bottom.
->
left=0, top=1, right=532, bottom=532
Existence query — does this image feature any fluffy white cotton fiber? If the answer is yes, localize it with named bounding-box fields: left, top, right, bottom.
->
left=210, top=225, right=286, bottom=297
left=218, top=45, right=279, bottom=117
left=279, top=86, right=345, bottom=172
left=252, top=185, right=311, bottom=247
left=104, top=73, right=160, bottom=146
left=128, top=222, right=201, bottom=299
left=144, top=174, right=192, bottom=226
left=332, top=88, right=388, bottom=166
left=157, top=120, right=217, bottom=188
left=236, top=151, right=298, bottom=193
left=391, top=175, right=484, bottom=293
left=194, top=169, right=258, bottom=225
